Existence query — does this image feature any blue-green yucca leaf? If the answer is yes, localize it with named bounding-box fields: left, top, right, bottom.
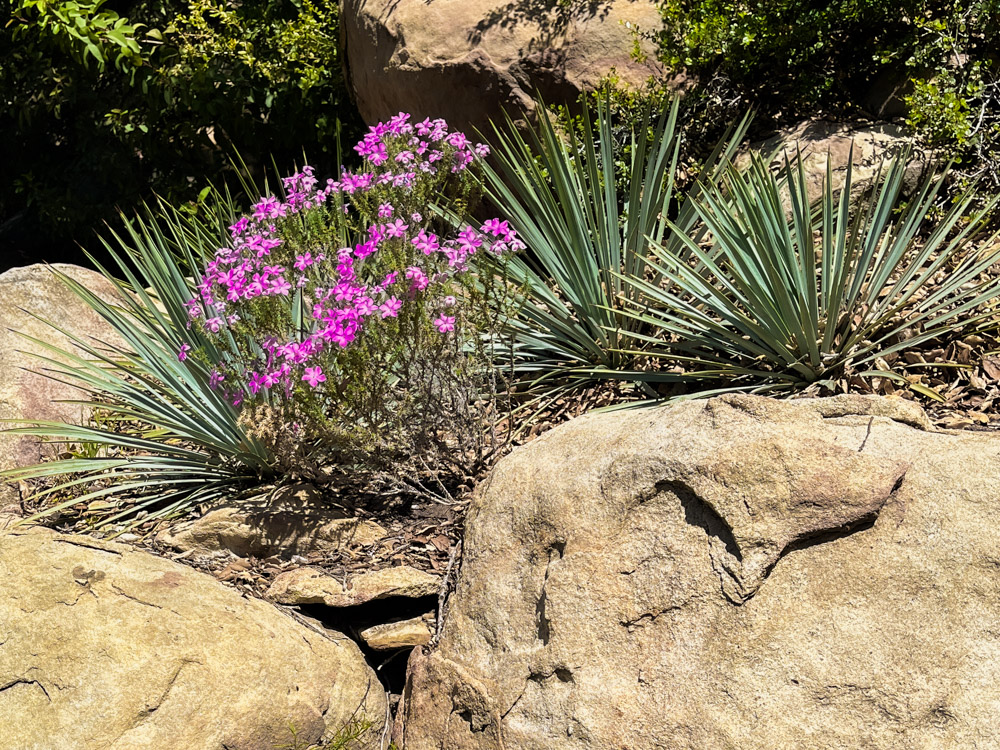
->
left=0, top=198, right=279, bottom=532
left=480, top=93, right=751, bottom=395
left=618, top=148, right=1000, bottom=393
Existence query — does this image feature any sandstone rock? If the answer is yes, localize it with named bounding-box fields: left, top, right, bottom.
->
left=341, top=0, right=666, bottom=137
left=270, top=565, right=440, bottom=607
left=397, top=394, right=1000, bottom=749
left=743, top=120, right=928, bottom=204
left=157, top=484, right=387, bottom=559
left=361, top=613, right=435, bottom=651
left=0, top=264, right=123, bottom=502
left=0, top=527, right=386, bottom=750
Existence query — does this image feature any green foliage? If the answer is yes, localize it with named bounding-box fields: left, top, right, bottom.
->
left=276, top=716, right=388, bottom=750
left=12, top=0, right=145, bottom=71
left=654, top=0, right=908, bottom=109
left=649, top=0, right=1000, bottom=184
left=0, top=195, right=279, bottom=532
left=1, top=0, right=361, bottom=264
left=158, top=0, right=352, bottom=150
left=479, top=94, right=748, bottom=402
left=618, top=153, right=1000, bottom=393
left=899, top=7, right=1000, bottom=182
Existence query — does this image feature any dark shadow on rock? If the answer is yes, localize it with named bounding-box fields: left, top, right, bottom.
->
left=468, top=0, right=614, bottom=49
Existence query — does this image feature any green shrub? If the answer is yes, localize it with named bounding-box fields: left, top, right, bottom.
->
left=618, top=152, right=1000, bottom=395
left=479, top=94, right=748, bottom=405
left=648, top=0, right=1000, bottom=184
left=182, top=118, right=517, bottom=494
left=1, top=0, right=362, bottom=263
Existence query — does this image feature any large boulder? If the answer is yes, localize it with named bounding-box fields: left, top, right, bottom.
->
left=0, top=264, right=123, bottom=502
left=396, top=394, right=1000, bottom=749
left=341, top=0, right=666, bottom=136
left=0, top=527, right=386, bottom=749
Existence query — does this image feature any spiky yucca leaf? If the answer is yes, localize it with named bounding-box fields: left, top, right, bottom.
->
left=618, top=150, right=1000, bottom=392
left=1, top=197, right=278, bottom=531
left=479, top=95, right=750, bottom=400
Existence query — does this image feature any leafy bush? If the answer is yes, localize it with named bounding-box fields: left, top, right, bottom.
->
left=1, top=0, right=361, bottom=265
left=649, top=0, right=1000, bottom=184
left=619, top=152, right=1000, bottom=395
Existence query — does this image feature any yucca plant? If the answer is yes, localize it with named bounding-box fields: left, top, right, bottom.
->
left=618, top=150, right=1000, bottom=395
left=0, top=193, right=280, bottom=532
left=479, top=95, right=750, bottom=402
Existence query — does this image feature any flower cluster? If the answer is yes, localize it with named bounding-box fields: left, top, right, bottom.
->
left=183, top=113, right=523, bottom=407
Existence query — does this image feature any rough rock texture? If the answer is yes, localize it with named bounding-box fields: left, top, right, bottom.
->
left=397, top=394, right=1000, bottom=749
left=744, top=120, right=928, bottom=203
left=0, top=264, right=123, bottom=501
left=361, top=613, right=435, bottom=651
left=157, top=485, right=387, bottom=559
left=270, top=565, right=440, bottom=607
left=341, top=0, right=666, bottom=137
left=0, top=527, right=386, bottom=750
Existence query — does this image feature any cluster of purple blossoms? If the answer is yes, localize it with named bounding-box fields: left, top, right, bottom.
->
left=181, top=113, right=523, bottom=406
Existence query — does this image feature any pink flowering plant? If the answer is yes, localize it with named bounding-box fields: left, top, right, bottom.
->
left=182, top=113, right=523, bottom=484
left=1, top=114, right=521, bottom=531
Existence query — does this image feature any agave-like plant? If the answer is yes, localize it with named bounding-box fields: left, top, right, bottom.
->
left=618, top=150, right=1000, bottom=395
left=0, top=194, right=280, bottom=532
left=479, top=95, right=750, bottom=402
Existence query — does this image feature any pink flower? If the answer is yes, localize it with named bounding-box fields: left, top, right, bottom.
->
left=457, top=226, right=483, bottom=253
left=355, top=296, right=378, bottom=316
left=379, top=296, right=402, bottom=318
left=270, top=277, right=292, bottom=296
left=434, top=314, right=456, bottom=333
left=354, top=240, right=377, bottom=260
left=378, top=202, right=394, bottom=218
left=442, top=295, right=456, bottom=307
left=228, top=217, right=250, bottom=238
left=177, top=343, right=191, bottom=361
left=412, top=230, right=440, bottom=255
left=445, top=246, right=469, bottom=269
left=302, top=366, right=327, bottom=388
left=337, top=261, right=356, bottom=281
left=405, top=266, right=429, bottom=291
left=384, top=218, right=408, bottom=238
